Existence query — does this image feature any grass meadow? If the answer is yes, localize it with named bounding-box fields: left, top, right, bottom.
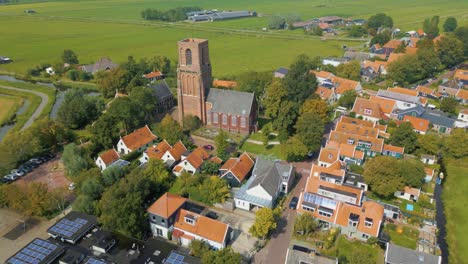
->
left=0, top=96, right=22, bottom=125
left=443, top=158, right=468, bottom=264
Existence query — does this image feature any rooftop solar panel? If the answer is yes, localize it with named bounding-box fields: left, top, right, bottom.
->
left=85, top=257, right=108, bottom=264
left=165, top=252, right=187, bottom=264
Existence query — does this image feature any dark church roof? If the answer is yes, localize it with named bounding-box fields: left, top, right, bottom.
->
left=149, top=79, right=173, bottom=100
left=206, top=88, right=254, bottom=116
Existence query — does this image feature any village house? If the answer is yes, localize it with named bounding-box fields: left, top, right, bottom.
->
left=315, top=85, right=337, bottom=104
left=139, top=140, right=187, bottom=167
left=143, top=70, right=165, bottom=83
left=416, top=85, right=441, bottom=100
left=218, top=152, right=255, bottom=187
left=234, top=158, right=294, bottom=211
left=212, top=79, right=238, bottom=89
left=421, top=154, right=437, bottom=165
left=343, top=51, right=371, bottom=62
left=273, top=67, right=289, bottom=78
left=376, top=88, right=422, bottom=111
left=351, top=97, right=387, bottom=123
left=147, top=193, right=231, bottom=249
left=95, top=149, right=120, bottom=171
left=172, top=146, right=221, bottom=176
left=382, top=144, right=405, bottom=159
left=177, top=38, right=258, bottom=134
left=297, top=164, right=384, bottom=241
left=458, top=109, right=468, bottom=122
left=438, top=79, right=463, bottom=97
left=424, top=167, right=435, bottom=183
left=328, top=130, right=384, bottom=157
left=117, top=125, right=158, bottom=155
left=369, top=96, right=396, bottom=118
left=322, top=57, right=350, bottom=67
left=385, top=243, right=442, bottom=264
left=395, top=186, right=421, bottom=202
left=319, top=141, right=365, bottom=167
left=403, top=115, right=430, bottom=134
left=79, top=57, right=118, bottom=74
left=420, top=110, right=455, bottom=134
left=454, top=69, right=468, bottom=87
left=311, top=70, right=362, bottom=99
left=318, top=16, right=343, bottom=25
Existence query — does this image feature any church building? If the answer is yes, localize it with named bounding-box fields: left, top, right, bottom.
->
left=177, top=38, right=257, bottom=134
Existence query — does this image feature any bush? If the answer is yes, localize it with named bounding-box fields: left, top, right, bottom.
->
left=67, top=69, right=80, bottom=81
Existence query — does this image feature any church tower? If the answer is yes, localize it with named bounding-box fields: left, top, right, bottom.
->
left=177, top=38, right=212, bottom=124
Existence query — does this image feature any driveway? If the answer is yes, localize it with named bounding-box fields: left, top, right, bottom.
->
left=253, top=161, right=312, bottom=264
left=0, top=85, right=49, bottom=130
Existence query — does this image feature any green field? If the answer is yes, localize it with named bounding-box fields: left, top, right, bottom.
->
left=0, top=96, right=22, bottom=125
left=0, top=0, right=467, bottom=76
left=443, top=158, right=468, bottom=264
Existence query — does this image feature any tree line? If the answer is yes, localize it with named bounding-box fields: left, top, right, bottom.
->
left=141, top=7, right=202, bottom=22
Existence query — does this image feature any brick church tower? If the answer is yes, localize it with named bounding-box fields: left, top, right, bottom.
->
left=177, top=38, right=212, bottom=124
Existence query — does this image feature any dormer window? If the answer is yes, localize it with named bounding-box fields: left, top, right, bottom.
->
left=348, top=213, right=360, bottom=227
left=185, top=215, right=195, bottom=225
left=365, top=218, right=373, bottom=227
left=347, top=138, right=355, bottom=145
left=364, top=108, right=372, bottom=115
left=328, top=154, right=333, bottom=159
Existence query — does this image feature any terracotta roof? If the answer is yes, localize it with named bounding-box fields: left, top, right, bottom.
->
left=374, top=123, right=387, bottom=132
left=403, top=186, right=420, bottom=197
left=387, top=87, right=418, bottom=97
left=146, top=140, right=171, bottom=160
left=454, top=69, right=468, bottom=81
left=213, top=80, right=238, bottom=88
left=363, top=60, right=387, bottom=72
left=329, top=130, right=384, bottom=153
left=318, top=148, right=339, bottom=164
left=121, top=126, right=157, bottom=151
left=334, top=201, right=384, bottom=237
left=331, top=76, right=360, bottom=95
left=147, top=192, right=187, bottom=218
left=99, top=149, right=120, bottom=166
left=318, top=22, right=330, bottom=30
left=387, top=53, right=406, bottom=64
left=210, top=156, right=223, bottom=164
left=174, top=165, right=183, bottom=173
left=354, top=150, right=365, bottom=159
left=325, top=141, right=358, bottom=160
left=383, top=40, right=403, bottom=50
left=416, top=85, right=436, bottom=95
left=169, top=141, right=188, bottom=161
left=383, top=144, right=404, bottom=154
left=220, top=153, right=254, bottom=182
left=352, top=97, right=386, bottom=120
left=460, top=109, right=468, bottom=114
left=143, top=71, right=163, bottom=79
left=456, top=89, right=468, bottom=100
left=408, top=37, right=419, bottom=47
left=378, top=131, right=390, bottom=139
left=369, top=96, right=396, bottom=114
left=403, top=115, right=429, bottom=132
left=315, top=86, right=334, bottom=99
left=335, top=120, right=379, bottom=138
left=339, top=116, right=374, bottom=128
left=417, top=29, right=425, bottom=36
left=185, top=147, right=210, bottom=169
left=174, top=209, right=228, bottom=244
left=310, top=70, right=335, bottom=79
left=424, top=167, right=435, bottom=176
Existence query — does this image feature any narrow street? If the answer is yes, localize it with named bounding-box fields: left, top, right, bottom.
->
left=253, top=162, right=312, bottom=264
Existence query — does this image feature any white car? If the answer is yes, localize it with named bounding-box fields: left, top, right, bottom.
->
left=4, top=174, right=18, bottom=181
left=11, top=169, right=25, bottom=177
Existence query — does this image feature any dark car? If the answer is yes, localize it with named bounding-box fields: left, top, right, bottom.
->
left=25, top=161, right=39, bottom=168
left=1, top=177, right=12, bottom=184
left=19, top=164, right=33, bottom=172
left=289, top=197, right=299, bottom=210
left=206, top=211, right=218, bottom=219
left=46, top=153, right=56, bottom=159
left=203, top=145, right=214, bottom=150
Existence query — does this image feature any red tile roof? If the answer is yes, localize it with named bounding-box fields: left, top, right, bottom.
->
left=121, top=126, right=157, bottom=151
left=456, top=89, right=468, bottom=100
left=185, top=147, right=210, bottom=169
left=315, top=86, right=334, bottom=99
left=334, top=201, right=384, bottom=237
left=310, top=70, right=335, bottom=79
left=339, top=116, right=375, bottom=128
left=329, top=130, right=384, bottom=153
left=220, top=152, right=254, bottom=182
left=369, top=96, right=396, bottom=115
left=213, top=80, right=238, bottom=88
left=143, top=71, right=163, bottom=79
left=352, top=97, right=386, bottom=120
left=146, top=140, right=171, bottom=160
left=403, top=115, right=430, bottom=133
left=387, top=87, right=418, bottom=97
left=454, top=69, right=468, bottom=81
left=147, top=192, right=187, bottom=218
left=383, top=144, right=404, bottom=154
left=331, top=76, right=360, bottom=95
left=174, top=209, right=229, bottom=244
left=99, top=149, right=120, bottom=166
left=383, top=40, right=403, bottom=50
left=335, top=120, right=380, bottom=138
left=169, top=141, right=188, bottom=161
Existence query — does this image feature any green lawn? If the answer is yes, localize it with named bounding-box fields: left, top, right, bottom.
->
left=240, top=141, right=282, bottom=159
left=384, top=224, right=419, bottom=249
left=0, top=96, right=22, bottom=126
left=331, top=236, right=384, bottom=264
left=443, top=158, right=468, bottom=264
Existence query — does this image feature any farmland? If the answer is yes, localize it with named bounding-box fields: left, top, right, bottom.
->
left=0, top=0, right=467, bottom=76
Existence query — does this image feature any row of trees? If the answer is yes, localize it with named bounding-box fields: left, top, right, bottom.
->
left=189, top=241, right=242, bottom=264
left=141, top=7, right=202, bottom=22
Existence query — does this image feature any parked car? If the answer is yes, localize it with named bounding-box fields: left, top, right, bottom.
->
left=38, top=156, right=49, bottom=163
left=206, top=211, right=218, bottom=219
left=46, top=153, right=56, bottom=159
left=203, top=145, right=214, bottom=150
left=68, top=182, right=76, bottom=191
left=4, top=174, right=18, bottom=181
left=1, top=177, right=12, bottom=184
left=11, top=169, right=25, bottom=177
left=19, top=164, right=33, bottom=173
left=289, top=197, right=299, bottom=210
left=29, top=158, right=42, bottom=165
left=25, top=161, right=39, bottom=168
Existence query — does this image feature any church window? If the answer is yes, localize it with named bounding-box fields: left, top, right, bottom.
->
left=222, top=114, right=227, bottom=125
left=241, top=117, right=246, bottom=128
left=185, top=49, right=192, bottom=65
left=231, top=116, right=237, bottom=126
left=213, top=114, right=218, bottom=124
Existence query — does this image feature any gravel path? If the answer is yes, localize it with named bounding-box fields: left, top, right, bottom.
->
left=0, top=85, right=49, bottom=130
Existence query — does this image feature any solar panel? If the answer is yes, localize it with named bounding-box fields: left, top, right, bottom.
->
left=8, top=239, right=60, bottom=264
left=165, top=252, right=187, bottom=264
left=33, top=239, right=57, bottom=250
left=85, top=257, right=107, bottom=264
left=50, top=216, right=91, bottom=239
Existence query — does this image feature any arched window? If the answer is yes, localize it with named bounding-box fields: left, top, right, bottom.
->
left=240, top=117, right=246, bottom=128
left=231, top=116, right=237, bottom=126
left=222, top=114, right=228, bottom=125
left=185, top=49, right=192, bottom=65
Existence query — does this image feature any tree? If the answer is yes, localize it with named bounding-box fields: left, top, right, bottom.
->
left=283, top=54, right=317, bottom=103
left=416, top=43, right=441, bottom=77
left=189, top=240, right=210, bottom=258
left=311, top=26, right=323, bottom=36
left=201, top=161, right=221, bottom=175
left=262, top=123, right=272, bottom=146
left=443, top=17, right=457, bottom=32
left=142, top=159, right=171, bottom=195
left=387, top=54, right=424, bottom=85
left=249, top=207, right=278, bottom=239
left=268, top=15, right=286, bottom=29
left=294, top=214, right=319, bottom=236
left=81, top=178, right=104, bottom=200
left=335, top=60, right=361, bottom=81
left=61, top=143, right=89, bottom=177
left=370, top=31, right=391, bottom=46
left=214, top=130, right=229, bottom=159
left=95, top=67, right=131, bottom=98
left=101, top=166, right=127, bottom=187
left=295, top=112, right=324, bottom=152
left=440, top=97, right=459, bottom=114
left=348, top=25, right=367, bottom=38
left=73, top=194, right=97, bottom=215
left=106, top=97, right=146, bottom=134
left=57, top=89, right=104, bottom=129
left=67, top=69, right=80, bottom=81
left=61, top=49, right=79, bottom=64
left=129, top=87, right=158, bottom=121
left=177, top=172, right=193, bottom=197
left=454, top=26, right=468, bottom=57
left=274, top=100, right=298, bottom=139
left=399, top=159, right=425, bottom=187
left=201, top=247, right=242, bottom=264
left=436, top=35, right=464, bottom=67
left=281, top=136, right=309, bottom=162
left=363, top=156, right=404, bottom=198
left=91, top=114, right=121, bottom=149
left=444, top=129, right=468, bottom=158
left=338, top=90, right=358, bottom=109
left=262, top=78, right=288, bottom=119
left=394, top=42, right=407, bottom=53
left=148, top=55, right=172, bottom=74
left=423, top=16, right=440, bottom=38
left=236, top=71, right=272, bottom=103
left=417, top=134, right=443, bottom=155
left=389, top=122, right=419, bottom=153
left=183, top=115, right=201, bottom=132
left=199, top=176, right=230, bottom=205
left=154, top=114, right=184, bottom=145
left=300, top=99, right=329, bottom=122
left=367, top=13, right=393, bottom=31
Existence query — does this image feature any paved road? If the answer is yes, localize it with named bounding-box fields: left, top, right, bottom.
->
left=0, top=85, right=49, bottom=130
left=253, top=161, right=312, bottom=264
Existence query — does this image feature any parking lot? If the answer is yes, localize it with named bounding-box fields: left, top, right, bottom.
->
left=14, top=155, right=71, bottom=191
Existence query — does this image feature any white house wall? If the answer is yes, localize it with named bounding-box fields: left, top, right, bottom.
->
left=174, top=227, right=225, bottom=250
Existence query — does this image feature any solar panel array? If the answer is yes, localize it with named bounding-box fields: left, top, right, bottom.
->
left=165, top=252, right=188, bottom=264
left=84, top=257, right=108, bottom=264
left=7, top=239, right=58, bottom=264
left=303, top=192, right=337, bottom=210
left=49, top=217, right=88, bottom=239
